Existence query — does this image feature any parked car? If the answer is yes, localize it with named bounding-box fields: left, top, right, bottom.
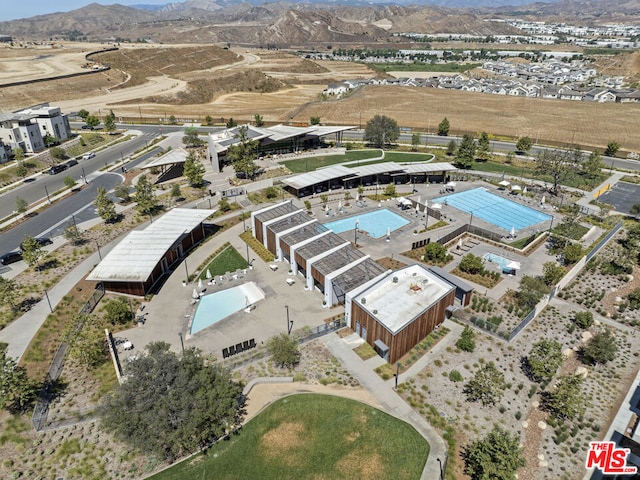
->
left=81, top=151, right=95, bottom=160
left=48, top=164, right=67, bottom=175
left=81, top=124, right=94, bottom=130
left=0, top=251, right=23, bottom=265
left=65, top=158, right=79, bottom=167
left=20, top=237, right=53, bottom=251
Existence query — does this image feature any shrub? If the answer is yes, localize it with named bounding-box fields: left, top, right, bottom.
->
left=574, top=311, right=594, bottom=329
left=103, top=297, right=133, bottom=325
left=459, top=254, right=483, bottom=274
left=449, top=370, right=463, bottom=382
left=456, top=326, right=476, bottom=352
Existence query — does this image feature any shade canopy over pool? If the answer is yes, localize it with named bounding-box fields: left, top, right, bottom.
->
left=432, top=187, right=551, bottom=232
left=323, top=209, right=410, bottom=239
left=190, top=282, right=265, bottom=335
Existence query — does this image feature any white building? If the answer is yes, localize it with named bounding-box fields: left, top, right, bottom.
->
left=0, top=105, right=71, bottom=154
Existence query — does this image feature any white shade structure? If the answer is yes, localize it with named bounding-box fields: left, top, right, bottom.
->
left=541, top=195, right=546, bottom=204
left=431, top=203, right=442, bottom=210
left=510, top=226, right=516, bottom=237
left=198, top=278, right=203, bottom=291
left=192, top=288, right=199, bottom=299
left=506, top=261, right=521, bottom=270
left=511, top=185, right=522, bottom=192
left=206, top=269, right=212, bottom=279
left=498, top=180, right=510, bottom=187
left=338, top=200, right=342, bottom=210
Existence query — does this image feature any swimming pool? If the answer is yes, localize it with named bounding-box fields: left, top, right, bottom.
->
left=190, top=282, right=265, bottom=335
left=432, top=187, right=551, bottom=232
left=483, top=253, right=514, bottom=272
left=323, top=209, right=410, bottom=239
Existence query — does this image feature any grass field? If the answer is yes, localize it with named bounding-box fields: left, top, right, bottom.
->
left=150, top=394, right=429, bottom=480
left=282, top=149, right=382, bottom=172
left=198, top=246, right=248, bottom=279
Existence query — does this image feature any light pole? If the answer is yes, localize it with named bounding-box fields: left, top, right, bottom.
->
left=178, top=332, right=184, bottom=354
left=246, top=243, right=250, bottom=265
left=95, top=241, right=102, bottom=260
left=43, top=289, right=53, bottom=313
left=285, top=305, right=293, bottom=335
left=469, top=211, right=474, bottom=226
left=354, top=220, right=359, bottom=246
left=44, top=184, right=51, bottom=203
left=394, top=361, right=401, bottom=390
left=184, top=258, right=189, bottom=283
left=549, top=216, right=554, bottom=231
left=81, top=167, right=87, bottom=184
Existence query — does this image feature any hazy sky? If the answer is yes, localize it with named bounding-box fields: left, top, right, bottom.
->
left=2, top=1, right=172, bottom=21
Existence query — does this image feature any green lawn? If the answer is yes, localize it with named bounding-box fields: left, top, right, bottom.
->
left=282, top=150, right=381, bottom=173
left=198, top=246, right=248, bottom=279
left=150, top=394, right=429, bottom=480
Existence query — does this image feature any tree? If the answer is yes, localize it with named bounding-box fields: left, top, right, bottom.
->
left=423, top=242, right=448, bottom=263
left=476, top=132, right=490, bottom=161
left=171, top=183, right=182, bottom=200
left=544, top=374, right=587, bottom=421
left=99, top=342, right=244, bottom=461
left=113, top=184, right=131, bottom=203
left=515, top=275, right=548, bottom=310
left=227, top=125, right=259, bottom=179
left=15, top=196, right=28, bottom=214
left=562, top=242, right=584, bottom=265
left=574, top=311, right=594, bottom=329
left=226, top=117, right=237, bottom=128
left=267, top=333, right=300, bottom=368
left=455, top=134, right=476, bottom=168
left=464, top=426, right=525, bottom=480
left=43, top=134, right=58, bottom=147
left=103, top=109, right=117, bottom=134
left=310, top=116, right=321, bottom=125
left=464, top=361, right=506, bottom=406
left=104, top=297, right=133, bottom=325
left=182, top=126, right=203, bottom=148
left=583, top=149, right=603, bottom=182
left=0, top=278, right=18, bottom=311
left=218, top=197, right=231, bottom=212
left=525, top=339, right=563, bottom=382
left=183, top=151, right=205, bottom=186
left=631, top=203, right=640, bottom=217
left=15, top=160, right=27, bottom=178
left=304, top=200, right=312, bottom=212
left=364, top=114, right=399, bottom=148
left=20, top=236, right=46, bottom=268
left=204, top=115, right=214, bottom=126
left=12, top=147, right=25, bottom=162
left=535, top=148, right=577, bottom=195
left=411, top=133, right=420, bottom=151
left=542, top=261, right=565, bottom=285
left=264, top=186, right=278, bottom=199
left=384, top=184, right=396, bottom=197
left=63, top=314, right=107, bottom=369
left=78, top=109, right=89, bottom=120
left=456, top=325, right=476, bottom=352
left=253, top=113, right=264, bottom=127
left=134, top=174, right=158, bottom=215
left=459, top=253, right=483, bottom=274
left=604, top=141, right=620, bottom=157
left=63, top=175, right=76, bottom=189
left=95, top=186, right=118, bottom=222
left=515, top=136, right=532, bottom=154
left=582, top=328, right=618, bottom=366
left=85, top=115, right=100, bottom=129
left=446, top=139, right=457, bottom=156
left=63, top=224, right=85, bottom=245
left=0, top=343, right=37, bottom=413
left=437, top=117, right=450, bottom=136
left=320, top=194, right=328, bottom=207
left=168, top=115, right=177, bottom=125
left=50, top=146, right=66, bottom=160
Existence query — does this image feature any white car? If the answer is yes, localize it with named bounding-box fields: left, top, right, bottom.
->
left=81, top=151, right=95, bottom=160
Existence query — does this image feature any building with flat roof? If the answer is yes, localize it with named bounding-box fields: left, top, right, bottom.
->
left=0, top=104, right=71, bottom=153
left=87, top=208, right=215, bottom=296
left=346, top=264, right=456, bottom=363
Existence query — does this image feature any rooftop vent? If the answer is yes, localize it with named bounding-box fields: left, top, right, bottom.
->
left=392, top=277, right=398, bottom=283
left=373, top=309, right=378, bottom=314
left=361, top=298, right=366, bottom=305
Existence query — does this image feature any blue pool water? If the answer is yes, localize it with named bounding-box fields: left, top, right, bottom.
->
left=483, top=253, right=509, bottom=269
left=323, top=209, right=410, bottom=239
left=432, top=187, right=551, bottom=232
left=190, top=282, right=264, bottom=335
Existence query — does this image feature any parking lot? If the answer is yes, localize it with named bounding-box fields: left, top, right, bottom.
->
left=597, top=181, right=640, bottom=214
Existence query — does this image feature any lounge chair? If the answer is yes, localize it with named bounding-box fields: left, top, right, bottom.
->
left=235, top=342, right=243, bottom=354
left=248, top=338, right=256, bottom=349
left=242, top=340, right=250, bottom=351
left=228, top=345, right=236, bottom=356
left=222, top=347, right=229, bottom=359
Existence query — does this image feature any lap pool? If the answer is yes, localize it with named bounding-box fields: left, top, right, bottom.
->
left=432, top=187, right=552, bottom=232
left=190, top=282, right=265, bottom=335
left=323, top=209, right=410, bottom=239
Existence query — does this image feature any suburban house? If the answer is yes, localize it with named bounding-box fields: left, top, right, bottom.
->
left=87, top=208, right=215, bottom=296
left=0, top=105, right=71, bottom=153
left=0, top=140, right=12, bottom=163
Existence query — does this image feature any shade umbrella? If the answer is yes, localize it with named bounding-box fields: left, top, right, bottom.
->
left=512, top=185, right=522, bottom=192
left=386, top=226, right=391, bottom=237
left=510, top=226, right=516, bottom=237
left=198, top=278, right=203, bottom=291
left=506, top=261, right=521, bottom=270
left=206, top=269, right=212, bottom=279
left=498, top=180, right=510, bottom=187
left=457, top=239, right=463, bottom=249
left=192, top=288, right=199, bottom=299
left=541, top=195, right=545, bottom=204
left=338, top=200, right=342, bottom=210
left=431, top=203, right=442, bottom=210
left=523, top=186, right=528, bottom=193
left=416, top=196, right=421, bottom=207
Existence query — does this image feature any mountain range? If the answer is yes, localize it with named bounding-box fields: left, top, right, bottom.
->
left=0, top=0, right=637, bottom=46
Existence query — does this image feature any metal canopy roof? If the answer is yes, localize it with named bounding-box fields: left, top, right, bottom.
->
left=331, top=258, right=387, bottom=296
left=141, top=148, right=189, bottom=170
left=401, top=162, right=458, bottom=173
left=296, top=232, right=346, bottom=261
left=282, top=165, right=355, bottom=190
left=313, top=244, right=366, bottom=276
left=254, top=203, right=299, bottom=223
left=87, top=208, right=215, bottom=283
left=280, top=222, right=328, bottom=246
left=349, top=162, right=405, bottom=177
left=268, top=212, right=310, bottom=234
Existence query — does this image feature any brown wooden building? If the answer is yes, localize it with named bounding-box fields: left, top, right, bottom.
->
left=87, top=208, right=215, bottom=296
left=345, top=264, right=456, bottom=364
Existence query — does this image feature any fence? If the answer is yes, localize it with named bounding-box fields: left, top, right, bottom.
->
left=31, top=284, right=105, bottom=431
left=506, top=221, right=623, bottom=342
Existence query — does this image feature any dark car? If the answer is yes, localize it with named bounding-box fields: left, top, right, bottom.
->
left=0, top=251, right=23, bottom=265
left=20, top=237, right=53, bottom=251
left=66, top=158, right=79, bottom=167
left=48, top=164, right=68, bottom=175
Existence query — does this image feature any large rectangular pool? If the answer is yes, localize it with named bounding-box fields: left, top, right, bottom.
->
left=190, top=282, right=265, bottom=335
left=323, top=208, right=410, bottom=239
left=432, top=187, right=552, bottom=232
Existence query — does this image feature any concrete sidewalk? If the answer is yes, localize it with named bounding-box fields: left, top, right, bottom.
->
left=322, top=331, right=449, bottom=480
